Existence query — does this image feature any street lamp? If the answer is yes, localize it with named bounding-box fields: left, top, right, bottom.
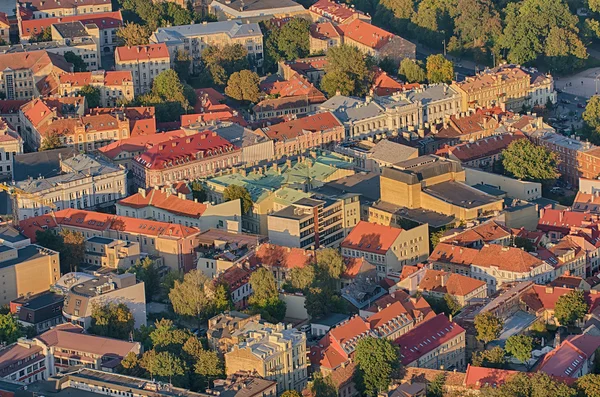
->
left=595, top=75, right=600, bottom=95
left=441, top=30, right=446, bottom=57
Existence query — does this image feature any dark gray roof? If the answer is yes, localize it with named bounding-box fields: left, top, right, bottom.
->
left=0, top=225, right=28, bottom=243
left=153, top=21, right=262, bottom=45
left=370, top=140, right=417, bottom=164
left=321, top=173, right=381, bottom=202
left=385, top=156, right=462, bottom=184
left=294, top=197, right=325, bottom=208
left=212, top=0, right=301, bottom=11
left=319, top=95, right=384, bottom=123
left=13, top=147, right=77, bottom=182
left=87, top=236, right=113, bottom=245
left=471, top=183, right=507, bottom=197
left=424, top=181, right=502, bottom=209
left=311, top=312, right=349, bottom=327
left=53, top=21, right=89, bottom=38
left=0, top=244, right=57, bottom=269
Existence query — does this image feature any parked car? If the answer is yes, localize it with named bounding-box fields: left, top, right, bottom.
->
left=300, top=324, right=311, bottom=333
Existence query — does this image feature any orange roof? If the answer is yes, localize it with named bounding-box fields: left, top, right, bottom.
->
left=0, top=12, right=9, bottom=28
left=59, top=71, right=133, bottom=86
left=341, top=257, right=375, bottom=279
left=309, top=0, right=367, bottom=23
left=447, top=133, right=525, bottom=162
left=573, top=192, right=600, bottom=212
left=98, top=129, right=187, bottom=160
left=443, top=220, right=511, bottom=246
left=90, top=107, right=157, bottom=136
left=309, top=22, right=341, bottom=40
left=22, top=98, right=54, bottom=127
left=340, top=221, right=402, bottom=255
left=463, top=365, right=520, bottom=389
left=19, top=209, right=200, bottom=241
left=418, top=269, right=486, bottom=297
left=20, top=11, right=123, bottom=37
left=251, top=243, right=316, bottom=269
left=428, top=243, right=479, bottom=266
left=372, top=68, right=417, bottom=96
left=118, top=188, right=207, bottom=218
left=255, top=112, right=342, bottom=141
left=115, top=44, right=170, bottom=62
left=338, top=19, right=395, bottom=50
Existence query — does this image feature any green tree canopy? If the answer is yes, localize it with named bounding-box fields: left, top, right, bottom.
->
left=474, top=312, right=503, bottom=346
left=471, top=346, right=507, bottom=369
left=310, top=372, right=338, bottom=397
left=127, top=257, right=160, bottom=301
left=555, top=289, right=588, bottom=326
left=190, top=181, right=206, bottom=202
left=481, top=372, right=576, bottom=397
left=80, top=85, right=101, bottom=108
left=399, top=58, right=426, bottom=83
left=354, top=337, right=400, bottom=396
left=316, top=248, right=345, bottom=280
left=30, top=27, right=52, bottom=43
left=89, top=302, right=135, bottom=340
left=0, top=313, right=23, bottom=344
left=202, top=44, right=249, bottom=86
left=64, top=51, right=87, bottom=72
left=39, top=129, right=64, bottom=151
left=60, top=229, right=85, bottom=273
left=502, top=139, right=558, bottom=185
left=505, top=334, right=533, bottom=368
left=264, top=18, right=310, bottom=71
left=116, top=22, right=150, bottom=46
left=169, top=270, right=211, bottom=327
left=248, top=267, right=286, bottom=322
left=321, top=45, right=373, bottom=97
left=223, top=184, right=253, bottom=214
left=426, top=54, right=454, bottom=84
left=290, top=265, right=316, bottom=291
left=281, top=391, right=302, bottom=397
left=225, top=70, right=261, bottom=103
left=576, top=374, right=600, bottom=397
left=427, top=373, right=446, bottom=397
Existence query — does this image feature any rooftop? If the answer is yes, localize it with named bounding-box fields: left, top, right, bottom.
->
left=152, top=21, right=261, bottom=45
left=53, top=21, right=89, bottom=38
left=340, top=220, right=402, bottom=255
left=255, top=112, right=341, bottom=142
left=115, top=43, right=170, bottom=62
left=118, top=188, right=208, bottom=219
left=423, top=181, right=502, bottom=209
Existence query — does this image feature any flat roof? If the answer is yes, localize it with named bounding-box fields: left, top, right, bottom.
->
left=87, top=236, right=114, bottom=245
left=13, top=147, right=78, bottom=182
left=424, top=181, right=502, bottom=209
left=471, top=183, right=507, bottom=197
left=311, top=312, right=350, bottom=327
left=372, top=200, right=455, bottom=228
left=0, top=244, right=56, bottom=270
left=212, top=0, right=301, bottom=11
left=11, top=290, right=63, bottom=309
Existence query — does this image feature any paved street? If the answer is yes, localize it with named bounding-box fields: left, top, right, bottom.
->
left=557, top=67, right=600, bottom=98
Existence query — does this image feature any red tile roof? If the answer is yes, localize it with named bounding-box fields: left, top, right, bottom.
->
left=309, top=22, right=341, bottom=40
left=309, top=0, right=367, bottom=23
left=255, top=112, right=342, bottom=141
left=537, top=334, right=600, bottom=378
left=118, top=188, right=207, bottom=218
left=0, top=12, right=8, bottom=28
left=446, top=133, right=525, bottom=162
left=134, top=130, right=239, bottom=170
left=418, top=269, right=486, bottom=297
left=372, top=68, right=419, bottom=97
left=340, top=221, right=403, bottom=255
left=442, top=220, right=511, bottom=246
left=20, top=11, right=123, bottom=37
left=115, top=44, right=170, bottom=62
left=549, top=274, right=586, bottom=289
left=394, top=313, right=465, bottom=366
left=251, top=243, right=316, bottom=269
left=573, top=192, right=600, bottom=213
left=463, top=365, right=520, bottom=389
left=90, top=107, right=157, bottom=137
left=218, top=264, right=254, bottom=291
left=428, top=243, right=479, bottom=266
left=341, top=257, right=375, bottom=279
left=338, top=19, right=396, bottom=50
left=59, top=71, right=132, bottom=86
left=538, top=208, right=600, bottom=235
left=98, top=129, right=186, bottom=160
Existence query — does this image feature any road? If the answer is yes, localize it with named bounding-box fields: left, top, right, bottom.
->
left=556, top=67, right=600, bottom=98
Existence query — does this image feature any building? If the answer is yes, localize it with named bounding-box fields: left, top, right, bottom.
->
left=249, top=243, right=316, bottom=286
left=451, top=64, right=556, bottom=112
left=90, top=106, right=157, bottom=137
left=209, top=0, right=306, bottom=22
left=13, top=153, right=127, bottom=220
left=17, top=0, right=113, bottom=19
left=114, top=44, right=171, bottom=95
left=61, top=272, right=146, bottom=329
left=0, top=340, right=46, bottom=384
left=394, top=314, right=466, bottom=370
left=464, top=168, right=542, bottom=202
left=19, top=209, right=201, bottom=272
left=443, top=133, right=525, bottom=169
left=130, top=130, right=242, bottom=189
left=50, top=21, right=101, bottom=70
left=0, top=50, right=72, bottom=100
left=207, top=311, right=262, bottom=353
left=338, top=19, right=415, bottom=65
left=19, top=11, right=123, bottom=52
left=0, top=119, right=23, bottom=180
left=309, top=22, right=342, bottom=54
left=0, top=13, right=8, bottom=44
left=224, top=322, right=307, bottom=394
left=334, top=139, right=419, bottom=172
left=59, top=71, right=134, bottom=107
left=217, top=263, right=256, bottom=307
left=209, top=372, right=277, bottom=397
left=537, top=334, right=600, bottom=378
left=309, top=0, right=371, bottom=25
left=0, top=242, right=60, bottom=306
left=439, top=220, right=512, bottom=248
left=150, top=21, right=264, bottom=70
left=83, top=236, right=141, bottom=270
left=417, top=269, right=487, bottom=307
left=117, top=186, right=242, bottom=231
left=10, top=291, right=64, bottom=335
left=537, top=208, right=599, bottom=242
left=379, top=155, right=503, bottom=221
left=340, top=220, right=429, bottom=278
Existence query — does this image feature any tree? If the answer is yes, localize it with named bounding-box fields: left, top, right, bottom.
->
left=80, top=85, right=101, bottom=108
left=206, top=282, right=233, bottom=316
left=316, top=248, right=345, bottom=280
left=194, top=349, right=223, bottom=378
left=190, top=181, right=206, bottom=202
left=502, top=139, right=558, bottom=185
left=223, top=185, right=253, bottom=214
left=150, top=319, right=192, bottom=353
left=60, top=229, right=85, bottom=273
left=310, top=372, right=338, bottom=397
left=583, top=96, right=600, bottom=144
left=36, top=230, right=64, bottom=253
left=39, top=129, right=64, bottom=151
left=30, top=27, right=52, bottom=43
left=174, top=49, right=192, bottom=82
left=321, top=44, right=372, bottom=97
left=169, top=270, right=211, bottom=327
left=281, top=392, right=302, bottom=397
left=354, top=337, right=400, bottom=396
left=119, top=351, right=141, bottom=376
left=399, top=58, right=426, bottom=83
left=127, top=257, right=160, bottom=301
left=514, top=236, right=535, bottom=252
left=444, top=294, right=461, bottom=316
left=471, top=346, right=506, bottom=369
left=264, top=18, right=310, bottom=71
left=116, top=22, right=150, bottom=46
left=451, top=0, right=502, bottom=53
left=249, top=267, right=286, bottom=322
left=64, top=51, right=87, bottom=72
left=290, top=265, right=316, bottom=291
left=577, top=374, right=600, bottom=397
left=474, top=312, right=503, bottom=346
left=151, top=69, right=189, bottom=109
left=426, top=54, right=454, bottom=84
left=499, top=0, right=586, bottom=73
left=89, top=302, right=135, bottom=340
left=555, top=289, right=588, bottom=326
left=0, top=313, right=22, bottom=344
left=225, top=70, right=261, bottom=103
left=505, top=334, right=533, bottom=368
left=481, top=372, right=576, bottom=397
left=202, top=44, right=249, bottom=86
left=427, top=373, right=446, bottom=397
left=141, top=350, right=185, bottom=383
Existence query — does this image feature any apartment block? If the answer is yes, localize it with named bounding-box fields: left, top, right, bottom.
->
left=61, top=272, right=146, bottom=329
left=268, top=193, right=360, bottom=249
left=225, top=323, right=308, bottom=394
left=20, top=209, right=201, bottom=272
left=83, top=236, right=141, bottom=270
left=60, top=71, right=134, bottom=107
left=13, top=153, right=127, bottom=220
left=150, top=21, right=263, bottom=70
left=17, top=0, right=113, bottom=19
left=0, top=119, right=23, bottom=180
left=115, top=44, right=171, bottom=95
left=50, top=21, right=101, bottom=70
left=10, top=291, right=65, bottom=335
left=417, top=269, right=487, bottom=307
left=309, top=0, right=371, bottom=24
left=340, top=220, right=429, bottom=278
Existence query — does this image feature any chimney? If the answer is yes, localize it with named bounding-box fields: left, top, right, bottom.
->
left=138, top=187, right=146, bottom=198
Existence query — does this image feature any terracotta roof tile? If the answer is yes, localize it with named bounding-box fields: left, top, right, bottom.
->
left=115, top=44, right=170, bottom=62
left=255, top=112, right=341, bottom=141
left=251, top=243, right=316, bottom=269
left=118, top=188, right=207, bottom=218
left=418, top=269, right=486, bottom=297
left=338, top=19, right=396, bottom=50
left=340, top=220, right=403, bottom=255
left=20, top=11, right=122, bottom=36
